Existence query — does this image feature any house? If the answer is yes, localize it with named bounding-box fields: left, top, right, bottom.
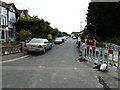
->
left=0, top=0, right=31, bottom=42
left=0, top=0, right=17, bottom=42
left=17, top=9, right=29, bottom=18
left=0, top=1, right=8, bottom=42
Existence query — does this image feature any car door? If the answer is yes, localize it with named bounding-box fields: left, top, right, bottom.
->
left=44, top=39, right=49, bottom=50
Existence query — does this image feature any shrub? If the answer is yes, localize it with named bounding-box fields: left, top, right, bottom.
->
left=108, top=37, right=120, bottom=45
left=10, top=41, right=21, bottom=46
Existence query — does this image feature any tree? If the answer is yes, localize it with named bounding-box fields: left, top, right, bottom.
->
left=62, top=32, right=69, bottom=36
left=87, top=2, right=120, bottom=40
left=48, top=34, right=53, bottom=42
left=74, top=33, right=79, bottom=39
left=14, top=16, right=62, bottom=40
left=51, top=28, right=61, bottom=39
left=15, top=17, right=53, bottom=39
left=17, top=29, right=31, bottom=42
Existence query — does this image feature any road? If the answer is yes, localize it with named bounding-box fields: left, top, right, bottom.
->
left=2, top=38, right=119, bottom=88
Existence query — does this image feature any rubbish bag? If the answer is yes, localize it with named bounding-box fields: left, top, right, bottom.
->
left=100, top=64, right=107, bottom=71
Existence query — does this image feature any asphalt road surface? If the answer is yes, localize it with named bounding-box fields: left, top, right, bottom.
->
left=2, top=38, right=119, bottom=88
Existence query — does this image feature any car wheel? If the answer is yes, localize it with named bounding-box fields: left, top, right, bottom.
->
left=43, top=48, right=46, bottom=54
left=27, top=51, right=31, bottom=54
left=50, top=45, right=52, bottom=49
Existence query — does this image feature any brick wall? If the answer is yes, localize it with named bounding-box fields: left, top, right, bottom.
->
left=1, top=44, right=23, bottom=55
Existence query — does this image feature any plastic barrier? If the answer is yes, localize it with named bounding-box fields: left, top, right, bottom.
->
left=79, top=42, right=120, bottom=73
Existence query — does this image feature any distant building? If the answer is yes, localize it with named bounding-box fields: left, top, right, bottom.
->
left=71, top=32, right=80, bottom=37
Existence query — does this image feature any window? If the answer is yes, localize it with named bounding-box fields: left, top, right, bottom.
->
left=2, top=18, right=4, bottom=25
left=29, top=39, right=43, bottom=43
left=2, top=30, right=5, bottom=39
left=9, top=30, right=14, bottom=38
left=0, top=7, right=1, bottom=14
left=3, top=8, right=7, bottom=15
left=0, top=31, right=2, bottom=39
left=0, top=18, right=1, bottom=26
left=10, top=7, right=15, bottom=13
left=9, top=11, right=16, bottom=22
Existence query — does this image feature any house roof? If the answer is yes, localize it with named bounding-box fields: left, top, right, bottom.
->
left=0, top=0, right=32, bottom=18
left=17, top=9, right=32, bottom=17
left=17, top=9, right=28, bottom=14
left=0, top=0, right=14, bottom=8
left=28, top=15, right=32, bottom=18
left=71, top=32, right=80, bottom=34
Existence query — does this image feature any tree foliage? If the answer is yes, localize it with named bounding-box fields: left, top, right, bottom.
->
left=48, top=34, right=53, bottom=41
left=87, top=2, right=120, bottom=40
left=74, top=33, right=79, bottom=38
left=62, top=32, right=70, bottom=36
left=51, top=28, right=61, bottom=39
left=14, top=16, right=63, bottom=40
left=17, top=29, right=31, bottom=42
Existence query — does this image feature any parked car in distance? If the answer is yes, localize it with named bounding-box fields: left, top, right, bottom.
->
left=72, top=36, right=76, bottom=39
left=54, top=38, right=63, bottom=44
left=24, top=38, right=52, bottom=54
left=59, top=37, right=66, bottom=42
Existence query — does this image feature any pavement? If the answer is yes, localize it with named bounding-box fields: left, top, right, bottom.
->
left=2, top=51, right=28, bottom=61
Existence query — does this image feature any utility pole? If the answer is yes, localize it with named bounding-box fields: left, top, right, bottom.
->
left=80, top=21, right=82, bottom=31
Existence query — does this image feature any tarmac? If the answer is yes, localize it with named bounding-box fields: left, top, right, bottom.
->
left=1, top=51, right=120, bottom=89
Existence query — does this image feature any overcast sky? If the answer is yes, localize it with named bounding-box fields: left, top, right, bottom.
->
left=3, top=0, right=91, bottom=34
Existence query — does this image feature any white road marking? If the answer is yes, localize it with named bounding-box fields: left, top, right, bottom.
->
left=0, top=55, right=30, bottom=63
left=64, top=78, right=67, bottom=80
left=40, top=79, right=43, bottom=81
left=74, top=67, right=78, bottom=70
left=51, top=73, right=57, bottom=79
left=39, top=66, right=46, bottom=69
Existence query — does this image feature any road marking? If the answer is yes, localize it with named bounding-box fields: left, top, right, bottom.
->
left=0, top=55, right=30, bottom=63
left=74, top=67, right=78, bottom=70
left=64, top=78, right=67, bottom=80
left=40, top=79, right=43, bottom=81
left=39, top=66, right=46, bottom=69
left=51, top=73, right=57, bottom=79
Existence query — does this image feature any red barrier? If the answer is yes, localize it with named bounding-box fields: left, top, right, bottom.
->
left=108, top=50, right=113, bottom=54
left=87, top=46, right=90, bottom=49
left=92, top=47, right=96, bottom=50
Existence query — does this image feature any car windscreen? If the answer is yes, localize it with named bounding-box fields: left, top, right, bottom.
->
left=56, top=38, right=61, bottom=40
left=29, top=39, right=43, bottom=43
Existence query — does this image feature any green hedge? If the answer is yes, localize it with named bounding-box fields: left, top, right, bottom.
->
left=108, top=37, right=120, bottom=45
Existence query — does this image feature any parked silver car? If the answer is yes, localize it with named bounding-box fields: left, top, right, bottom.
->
left=54, top=38, right=63, bottom=44
left=24, top=38, right=52, bottom=54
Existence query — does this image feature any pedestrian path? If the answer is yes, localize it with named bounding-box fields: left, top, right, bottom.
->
left=2, top=52, right=28, bottom=61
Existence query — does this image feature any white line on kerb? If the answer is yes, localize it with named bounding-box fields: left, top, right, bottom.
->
left=0, top=55, right=30, bottom=63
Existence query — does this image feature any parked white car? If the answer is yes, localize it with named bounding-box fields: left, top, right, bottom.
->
left=24, top=38, right=52, bottom=54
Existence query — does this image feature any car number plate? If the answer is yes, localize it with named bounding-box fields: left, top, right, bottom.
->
left=30, top=45, right=36, bottom=47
